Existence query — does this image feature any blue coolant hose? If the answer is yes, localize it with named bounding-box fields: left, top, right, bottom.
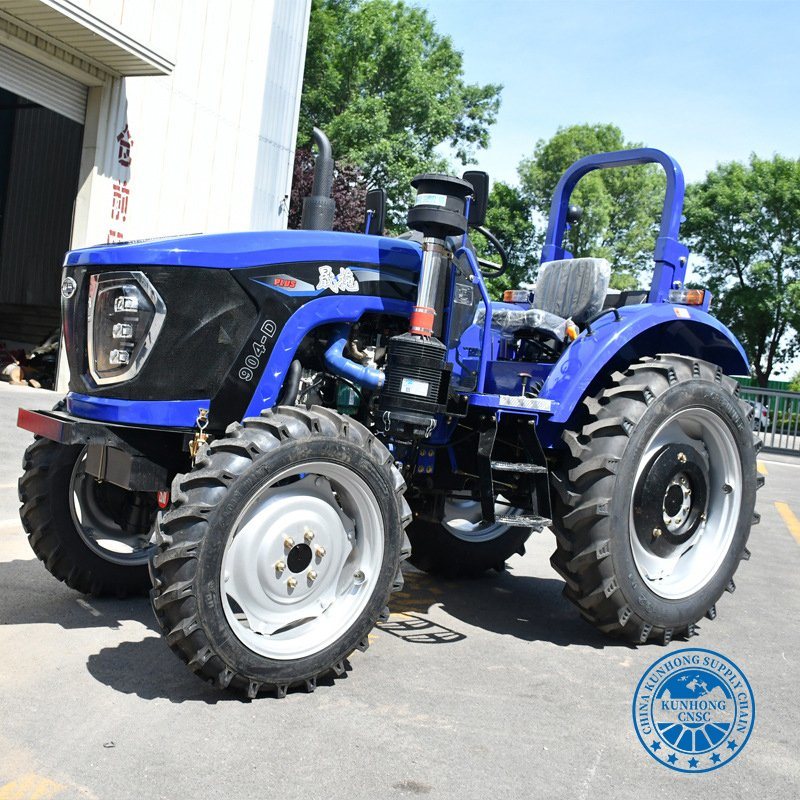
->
left=323, top=324, right=385, bottom=389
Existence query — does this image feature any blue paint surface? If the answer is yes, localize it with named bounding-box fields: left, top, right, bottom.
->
left=63, top=229, right=422, bottom=271
left=67, top=392, right=205, bottom=427
left=537, top=304, right=749, bottom=424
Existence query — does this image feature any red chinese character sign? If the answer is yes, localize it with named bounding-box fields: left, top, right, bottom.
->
left=116, top=124, right=134, bottom=168
left=108, top=123, right=134, bottom=243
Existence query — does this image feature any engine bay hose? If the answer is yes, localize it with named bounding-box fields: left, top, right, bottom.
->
left=324, top=324, right=384, bottom=390
left=276, top=358, right=302, bottom=405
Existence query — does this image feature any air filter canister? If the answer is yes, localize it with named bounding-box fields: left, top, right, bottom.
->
left=379, top=333, right=450, bottom=437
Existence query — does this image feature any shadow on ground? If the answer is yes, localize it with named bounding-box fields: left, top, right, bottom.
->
left=0, top=557, right=157, bottom=631
left=382, top=567, right=612, bottom=649
left=81, top=562, right=625, bottom=703
left=2, top=550, right=628, bottom=702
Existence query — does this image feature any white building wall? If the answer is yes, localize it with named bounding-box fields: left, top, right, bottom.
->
left=70, top=0, right=310, bottom=249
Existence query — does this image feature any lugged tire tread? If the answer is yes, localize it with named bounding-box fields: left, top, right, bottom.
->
left=149, top=405, right=410, bottom=698
left=18, top=428, right=151, bottom=597
left=549, top=354, right=759, bottom=644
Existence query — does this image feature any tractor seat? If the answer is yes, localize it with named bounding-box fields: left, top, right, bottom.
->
left=481, top=257, right=611, bottom=344
left=532, top=257, right=611, bottom=325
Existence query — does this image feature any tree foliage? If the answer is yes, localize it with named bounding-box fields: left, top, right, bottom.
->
left=298, top=0, right=501, bottom=221
left=518, top=124, right=665, bottom=290
left=472, top=181, right=540, bottom=296
left=682, top=155, right=800, bottom=386
left=288, top=147, right=366, bottom=232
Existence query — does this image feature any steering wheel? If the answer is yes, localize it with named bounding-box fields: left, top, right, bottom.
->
left=472, top=225, right=509, bottom=278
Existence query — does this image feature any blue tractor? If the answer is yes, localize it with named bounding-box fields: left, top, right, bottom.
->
left=18, top=131, right=760, bottom=697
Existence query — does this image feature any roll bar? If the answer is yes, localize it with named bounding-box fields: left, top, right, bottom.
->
left=540, top=148, right=690, bottom=303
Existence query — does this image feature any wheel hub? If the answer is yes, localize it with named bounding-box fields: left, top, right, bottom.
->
left=286, top=543, right=314, bottom=573
left=633, top=444, right=708, bottom=557
left=220, top=464, right=385, bottom=660
left=226, top=483, right=350, bottom=626
left=628, top=405, right=743, bottom=600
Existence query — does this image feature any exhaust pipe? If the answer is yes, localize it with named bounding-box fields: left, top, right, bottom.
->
left=301, top=127, right=336, bottom=231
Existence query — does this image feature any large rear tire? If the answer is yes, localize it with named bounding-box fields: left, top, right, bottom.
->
left=149, top=407, right=411, bottom=697
left=18, top=437, right=154, bottom=596
left=550, top=355, right=761, bottom=644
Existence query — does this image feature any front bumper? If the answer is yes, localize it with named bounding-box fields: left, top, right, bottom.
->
left=18, top=407, right=190, bottom=491
left=66, top=392, right=209, bottom=428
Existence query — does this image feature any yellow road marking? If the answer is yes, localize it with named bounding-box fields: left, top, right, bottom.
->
left=0, top=774, right=64, bottom=800
left=757, top=461, right=768, bottom=476
left=775, top=502, right=800, bottom=545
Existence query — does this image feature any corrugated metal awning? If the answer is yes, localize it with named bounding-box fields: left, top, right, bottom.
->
left=0, top=0, right=174, bottom=78
left=0, top=42, right=86, bottom=121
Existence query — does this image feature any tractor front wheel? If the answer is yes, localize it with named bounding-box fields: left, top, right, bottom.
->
left=551, top=354, right=761, bottom=644
left=149, top=407, right=411, bottom=697
left=19, top=438, right=155, bottom=596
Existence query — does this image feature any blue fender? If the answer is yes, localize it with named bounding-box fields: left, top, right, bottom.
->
left=538, top=304, right=749, bottom=425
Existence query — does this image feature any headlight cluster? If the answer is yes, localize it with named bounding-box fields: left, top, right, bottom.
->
left=86, top=271, right=166, bottom=385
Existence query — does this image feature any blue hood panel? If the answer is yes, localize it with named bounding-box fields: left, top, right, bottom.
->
left=64, top=230, right=423, bottom=271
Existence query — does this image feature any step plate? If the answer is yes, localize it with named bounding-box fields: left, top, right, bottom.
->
left=496, top=514, right=551, bottom=529
left=491, top=461, right=548, bottom=474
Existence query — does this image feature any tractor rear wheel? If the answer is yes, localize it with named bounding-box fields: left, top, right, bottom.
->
left=407, top=497, right=531, bottom=577
left=149, top=406, right=411, bottom=697
left=550, top=355, right=761, bottom=644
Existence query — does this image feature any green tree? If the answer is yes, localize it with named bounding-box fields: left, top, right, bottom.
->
left=473, top=181, right=539, bottom=296
left=789, top=371, right=800, bottom=393
left=682, top=155, right=800, bottom=387
left=298, top=0, right=501, bottom=221
left=518, top=124, right=666, bottom=289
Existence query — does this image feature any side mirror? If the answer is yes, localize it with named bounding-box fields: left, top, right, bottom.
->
left=462, top=170, right=489, bottom=227
left=364, top=188, right=386, bottom=235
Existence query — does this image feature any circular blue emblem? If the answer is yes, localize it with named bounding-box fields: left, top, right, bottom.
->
left=632, top=648, right=755, bottom=772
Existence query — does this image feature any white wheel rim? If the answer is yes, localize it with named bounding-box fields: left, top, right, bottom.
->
left=69, top=448, right=153, bottom=566
left=442, top=498, right=514, bottom=543
left=628, top=407, right=742, bottom=600
left=220, top=460, right=384, bottom=660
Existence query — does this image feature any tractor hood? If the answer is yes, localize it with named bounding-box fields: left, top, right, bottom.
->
left=64, top=230, right=423, bottom=272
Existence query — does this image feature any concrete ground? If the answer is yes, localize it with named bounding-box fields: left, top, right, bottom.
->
left=0, top=382, right=798, bottom=800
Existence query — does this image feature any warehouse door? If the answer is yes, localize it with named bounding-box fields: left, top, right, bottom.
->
left=0, top=44, right=85, bottom=347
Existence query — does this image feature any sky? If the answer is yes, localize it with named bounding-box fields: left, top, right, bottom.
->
left=417, top=0, right=799, bottom=186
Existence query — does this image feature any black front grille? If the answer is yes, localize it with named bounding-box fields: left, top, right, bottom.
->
left=64, top=266, right=258, bottom=401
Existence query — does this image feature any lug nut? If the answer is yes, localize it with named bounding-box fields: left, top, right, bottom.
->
left=287, top=577, right=297, bottom=590
left=652, top=527, right=662, bottom=538
left=315, top=546, right=326, bottom=558
left=308, top=570, right=318, bottom=582
left=274, top=560, right=285, bottom=573
left=284, top=536, right=294, bottom=549
left=677, top=452, right=687, bottom=463
left=304, top=528, right=315, bottom=543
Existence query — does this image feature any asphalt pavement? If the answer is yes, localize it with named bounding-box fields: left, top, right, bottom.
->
left=0, top=382, right=798, bottom=800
